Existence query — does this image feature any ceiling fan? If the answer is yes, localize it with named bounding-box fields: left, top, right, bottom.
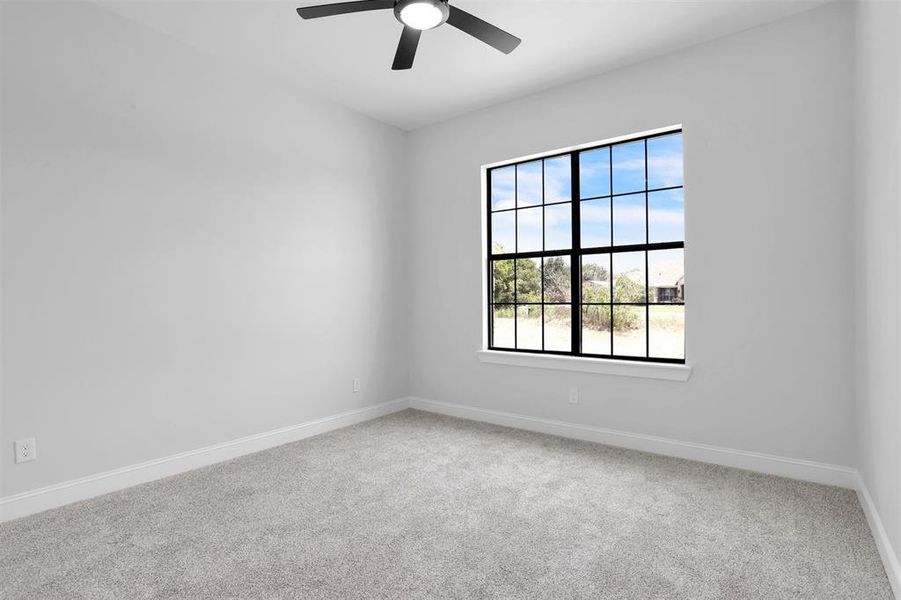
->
left=296, top=0, right=522, bottom=70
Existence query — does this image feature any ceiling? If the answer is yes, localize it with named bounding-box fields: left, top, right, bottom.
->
left=100, top=0, right=830, bottom=130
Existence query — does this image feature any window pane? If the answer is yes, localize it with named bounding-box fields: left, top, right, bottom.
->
left=544, top=155, right=571, bottom=204
left=612, top=141, right=645, bottom=195
left=544, top=203, right=571, bottom=250
left=491, top=211, right=515, bottom=254
left=580, top=198, right=611, bottom=248
left=647, top=133, right=683, bottom=189
left=492, top=305, right=514, bottom=348
left=491, top=260, right=514, bottom=304
left=613, top=305, right=646, bottom=357
left=491, top=166, right=516, bottom=210
left=579, top=147, right=610, bottom=198
left=517, top=160, right=542, bottom=207
left=544, top=305, right=571, bottom=352
left=581, top=255, right=610, bottom=303
left=648, top=249, right=684, bottom=303
left=582, top=305, right=611, bottom=355
left=613, top=193, right=646, bottom=246
left=516, top=305, right=542, bottom=350
left=650, top=305, right=684, bottom=359
left=517, top=207, right=542, bottom=252
left=543, top=256, right=571, bottom=302
left=516, top=258, right=542, bottom=303
left=648, top=189, right=684, bottom=243
left=613, top=251, right=646, bottom=303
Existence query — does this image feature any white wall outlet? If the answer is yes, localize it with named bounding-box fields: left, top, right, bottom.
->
left=568, top=388, right=579, bottom=404
left=14, top=437, right=37, bottom=464
left=353, top=378, right=361, bottom=393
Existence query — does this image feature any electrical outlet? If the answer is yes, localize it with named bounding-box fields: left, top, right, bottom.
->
left=14, top=437, right=36, bottom=464
left=568, top=388, right=579, bottom=404
left=353, top=378, right=361, bottom=393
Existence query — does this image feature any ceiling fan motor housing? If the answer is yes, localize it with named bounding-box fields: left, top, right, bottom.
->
left=394, top=0, right=450, bottom=30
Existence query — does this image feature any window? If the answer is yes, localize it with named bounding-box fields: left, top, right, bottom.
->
left=486, top=129, right=684, bottom=363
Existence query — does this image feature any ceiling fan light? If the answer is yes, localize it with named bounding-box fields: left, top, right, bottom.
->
left=398, top=1, right=445, bottom=30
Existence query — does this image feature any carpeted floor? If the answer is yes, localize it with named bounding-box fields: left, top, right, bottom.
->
left=0, top=409, right=893, bottom=599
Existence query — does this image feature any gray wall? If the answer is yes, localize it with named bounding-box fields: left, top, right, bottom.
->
left=406, top=4, right=856, bottom=467
left=0, top=1, right=409, bottom=496
left=853, top=0, right=901, bottom=578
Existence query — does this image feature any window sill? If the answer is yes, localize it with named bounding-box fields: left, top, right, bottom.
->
left=476, top=350, right=692, bottom=381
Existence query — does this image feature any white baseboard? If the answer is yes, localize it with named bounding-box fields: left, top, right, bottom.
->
left=408, top=397, right=858, bottom=489
left=857, top=473, right=901, bottom=598
left=0, top=398, right=410, bottom=523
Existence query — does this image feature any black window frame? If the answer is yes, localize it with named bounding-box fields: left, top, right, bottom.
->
left=486, top=129, right=685, bottom=364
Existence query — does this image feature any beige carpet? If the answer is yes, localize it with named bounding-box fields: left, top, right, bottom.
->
left=0, top=409, right=893, bottom=599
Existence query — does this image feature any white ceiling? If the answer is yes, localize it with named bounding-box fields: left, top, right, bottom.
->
left=100, top=0, right=830, bottom=130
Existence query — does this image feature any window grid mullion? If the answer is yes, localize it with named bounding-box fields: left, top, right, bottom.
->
left=608, top=146, right=614, bottom=356
left=513, top=166, right=518, bottom=349
left=571, top=151, right=581, bottom=355
left=644, top=138, right=650, bottom=359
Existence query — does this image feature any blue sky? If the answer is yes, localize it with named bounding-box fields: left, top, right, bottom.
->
left=491, top=133, right=684, bottom=255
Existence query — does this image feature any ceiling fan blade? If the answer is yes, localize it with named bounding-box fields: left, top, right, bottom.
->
left=296, top=0, right=393, bottom=20
left=446, top=6, right=521, bottom=54
left=392, top=26, right=421, bottom=71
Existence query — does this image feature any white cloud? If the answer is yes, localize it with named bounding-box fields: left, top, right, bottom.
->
left=580, top=202, right=611, bottom=222
left=648, top=156, right=683, bottom=188
left=649, top=209, right=684, bottom=226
